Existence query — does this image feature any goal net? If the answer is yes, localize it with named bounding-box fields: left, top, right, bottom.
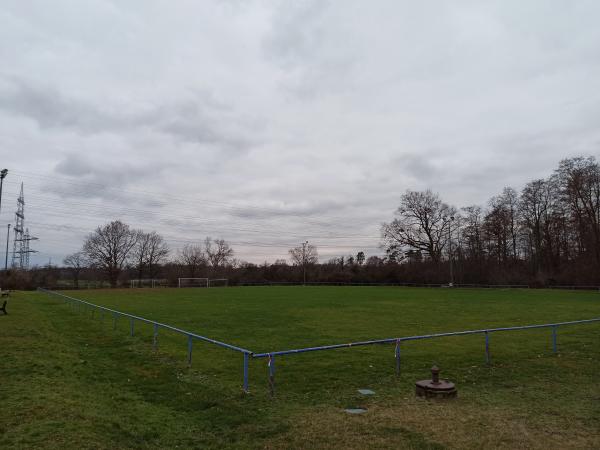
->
left=178, top=278, right=209, bottom=288
left=208, top=278, right=228, bottom=287
left=130, top=279, right=168, bottom=288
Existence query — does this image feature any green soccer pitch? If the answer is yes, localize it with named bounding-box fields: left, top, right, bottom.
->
left=2, top=286, right=599, bottom=449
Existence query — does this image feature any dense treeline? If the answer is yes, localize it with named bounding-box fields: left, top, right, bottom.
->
left=381, top=156, right=600, bottom=286
left=2, top=156, right=599, bottom=289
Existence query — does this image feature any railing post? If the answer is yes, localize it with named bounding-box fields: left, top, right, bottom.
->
left=395, top=339, right=401, bottom=376
left=130, top=318, right=135, bottom=336
left=187, top=335, right=193, bottom=367
left=552, top=325, right=558, bottom=354
left=485, top=331, right=490, bottom=365
left=153, top=324, right=159, bottom=350
left=113, top=313, right=118, bottom=330
left=268, top=354, right=276, bottom=397
left=243, top=353, right=249, bottom=393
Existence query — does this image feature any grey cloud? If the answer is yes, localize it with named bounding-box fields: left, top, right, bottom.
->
left=2, top=0, right=600, bottom=266
left=0, top=77, right=260, bottom=151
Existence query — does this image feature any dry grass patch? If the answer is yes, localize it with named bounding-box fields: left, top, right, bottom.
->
left=265, top=397, right=600, bottom=450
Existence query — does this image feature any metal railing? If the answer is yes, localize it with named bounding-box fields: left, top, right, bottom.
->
left=39, top=288, right=600, bottom=396
left=253, top=317, right=600, bottom=394
left=38, top=288, right=253, bottom=392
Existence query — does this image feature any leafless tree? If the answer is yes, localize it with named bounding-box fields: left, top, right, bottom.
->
left=205, top=237, right=234, bottom=268
left=461, top=205, right=484, bottom=260
left=178, top=244, right=206, bottom=277
left=132, top=231, right=169, bottom=280
left=288, top=243, right=318, bottom=266
left=556, top=156, right=600, bottom=264
left=63, top=251, right=87, bottom=289
left=82, top=220, right=138, bottom=287
left=382, top=190, right=456, bottom=263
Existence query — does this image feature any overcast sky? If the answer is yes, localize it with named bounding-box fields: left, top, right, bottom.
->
left=1, top=0, right=600, bottom=266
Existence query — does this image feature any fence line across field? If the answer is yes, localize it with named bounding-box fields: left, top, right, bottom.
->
left=38, top=288, right=253, bottom=392
left=236, top=281, right=531, bottom=289
left=38, top=288, right=600, bottom=396
left=255, top=316, right=600, bottom=395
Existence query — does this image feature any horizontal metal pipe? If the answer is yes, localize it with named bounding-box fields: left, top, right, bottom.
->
left=252, top=317, right=600, bottom=358
left=39, top=288, right=252, bottom=354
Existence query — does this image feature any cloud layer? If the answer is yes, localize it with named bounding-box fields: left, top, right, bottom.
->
left=1, top=0, right=599, bottom=265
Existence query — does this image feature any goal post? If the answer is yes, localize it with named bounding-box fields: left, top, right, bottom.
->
left=178, top=278, right=209, bottom=288
left=130, top=279, right=168, bottom=288
left=208, top=278, right=228, bottom=288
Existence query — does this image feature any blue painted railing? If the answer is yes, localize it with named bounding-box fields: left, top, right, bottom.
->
left=39, top=288, right=600, bottom=395
left=38, top=288, right=252, bottom=392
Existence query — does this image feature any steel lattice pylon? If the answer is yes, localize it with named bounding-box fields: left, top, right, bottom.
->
left=11, top=183, right=37, bottom=269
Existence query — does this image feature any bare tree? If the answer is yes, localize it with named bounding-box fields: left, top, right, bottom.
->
left=63, top=251, right=87, bottom=289
left=82, top=220, right=138, bottom=287
left=382, top=190, right=456, bottom=263
left=556, top=156, right=600, bottom=264
left=289, top=242, right=318, bottom=285
left=205, top=237, right=234, bottom=268
left=461, top=205, right=484, bottom=260
left=288, top=243, right=318, bottom=266
left=178, top=244, right=206, bottom=277
left=132, top=231, right=170, bottom=280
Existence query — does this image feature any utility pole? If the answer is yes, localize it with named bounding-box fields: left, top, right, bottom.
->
left=302, top=240, right=308, bottom=286
left=448, top=216, right=454, bottom=286
left=4, top=224, right=10, bottom=271
left=0, top=169, right=7, bottom=219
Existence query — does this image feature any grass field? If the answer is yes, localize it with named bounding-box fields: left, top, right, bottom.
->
left=1, top=286, right=599, bottom=449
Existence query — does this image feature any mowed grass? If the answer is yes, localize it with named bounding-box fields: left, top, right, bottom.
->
left=1, top=286, right=599, bottom=449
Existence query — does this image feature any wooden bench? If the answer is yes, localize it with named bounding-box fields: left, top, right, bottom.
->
left=0, top=300, right=6, bottom=315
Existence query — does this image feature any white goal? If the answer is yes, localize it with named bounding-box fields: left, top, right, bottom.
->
left=130, top=279, right=168, bottom=288
left=178, top=277, right=209, bottom=288
left=208, top=278, right=228, bottom=287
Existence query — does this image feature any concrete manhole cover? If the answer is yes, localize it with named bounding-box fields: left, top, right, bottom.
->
left=357, top=389, right=375, bottom=395
left=344, top=408, right=367, bottom=414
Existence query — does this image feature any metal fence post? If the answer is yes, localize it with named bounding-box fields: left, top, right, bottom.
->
left=485, top=331, right=490, bottom=365
left=113, top=313, right=118, bottom=330
left=187, top=335, right=193, bottom=367
left=130, top=318, right=135, bottom=336
left=153, top=324, right=159, bottom=350
left=268, top=354, right=276, bottom=397
left=552, top=325, right=558, bottom=354
left=243, top=353, right=249, bottom=393
left=395, top=339, right=401, bottom=376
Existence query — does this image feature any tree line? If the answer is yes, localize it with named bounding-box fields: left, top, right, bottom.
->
left=381, top=156, right=600, bottom=286
left=61, top=221, right=234, bottom=288
left=3, top=155, right=599, bottom=289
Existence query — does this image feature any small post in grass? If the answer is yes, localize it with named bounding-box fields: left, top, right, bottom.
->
left=268, top=354, right=276, bottom=397
left=552, top=325, right=558, bottom=354
left=395, top=339, right=401, bottom=376
left=485, top=331, right=491, bottom=365
left=187, top=335, right=193, bottom=367
left=130, top=317, right=135, bottom=336
left=243, top=353, right=249, bottom=393
left=153, top=324, right=159, bottom=350
left=113, top=312, right=118, bottom=330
